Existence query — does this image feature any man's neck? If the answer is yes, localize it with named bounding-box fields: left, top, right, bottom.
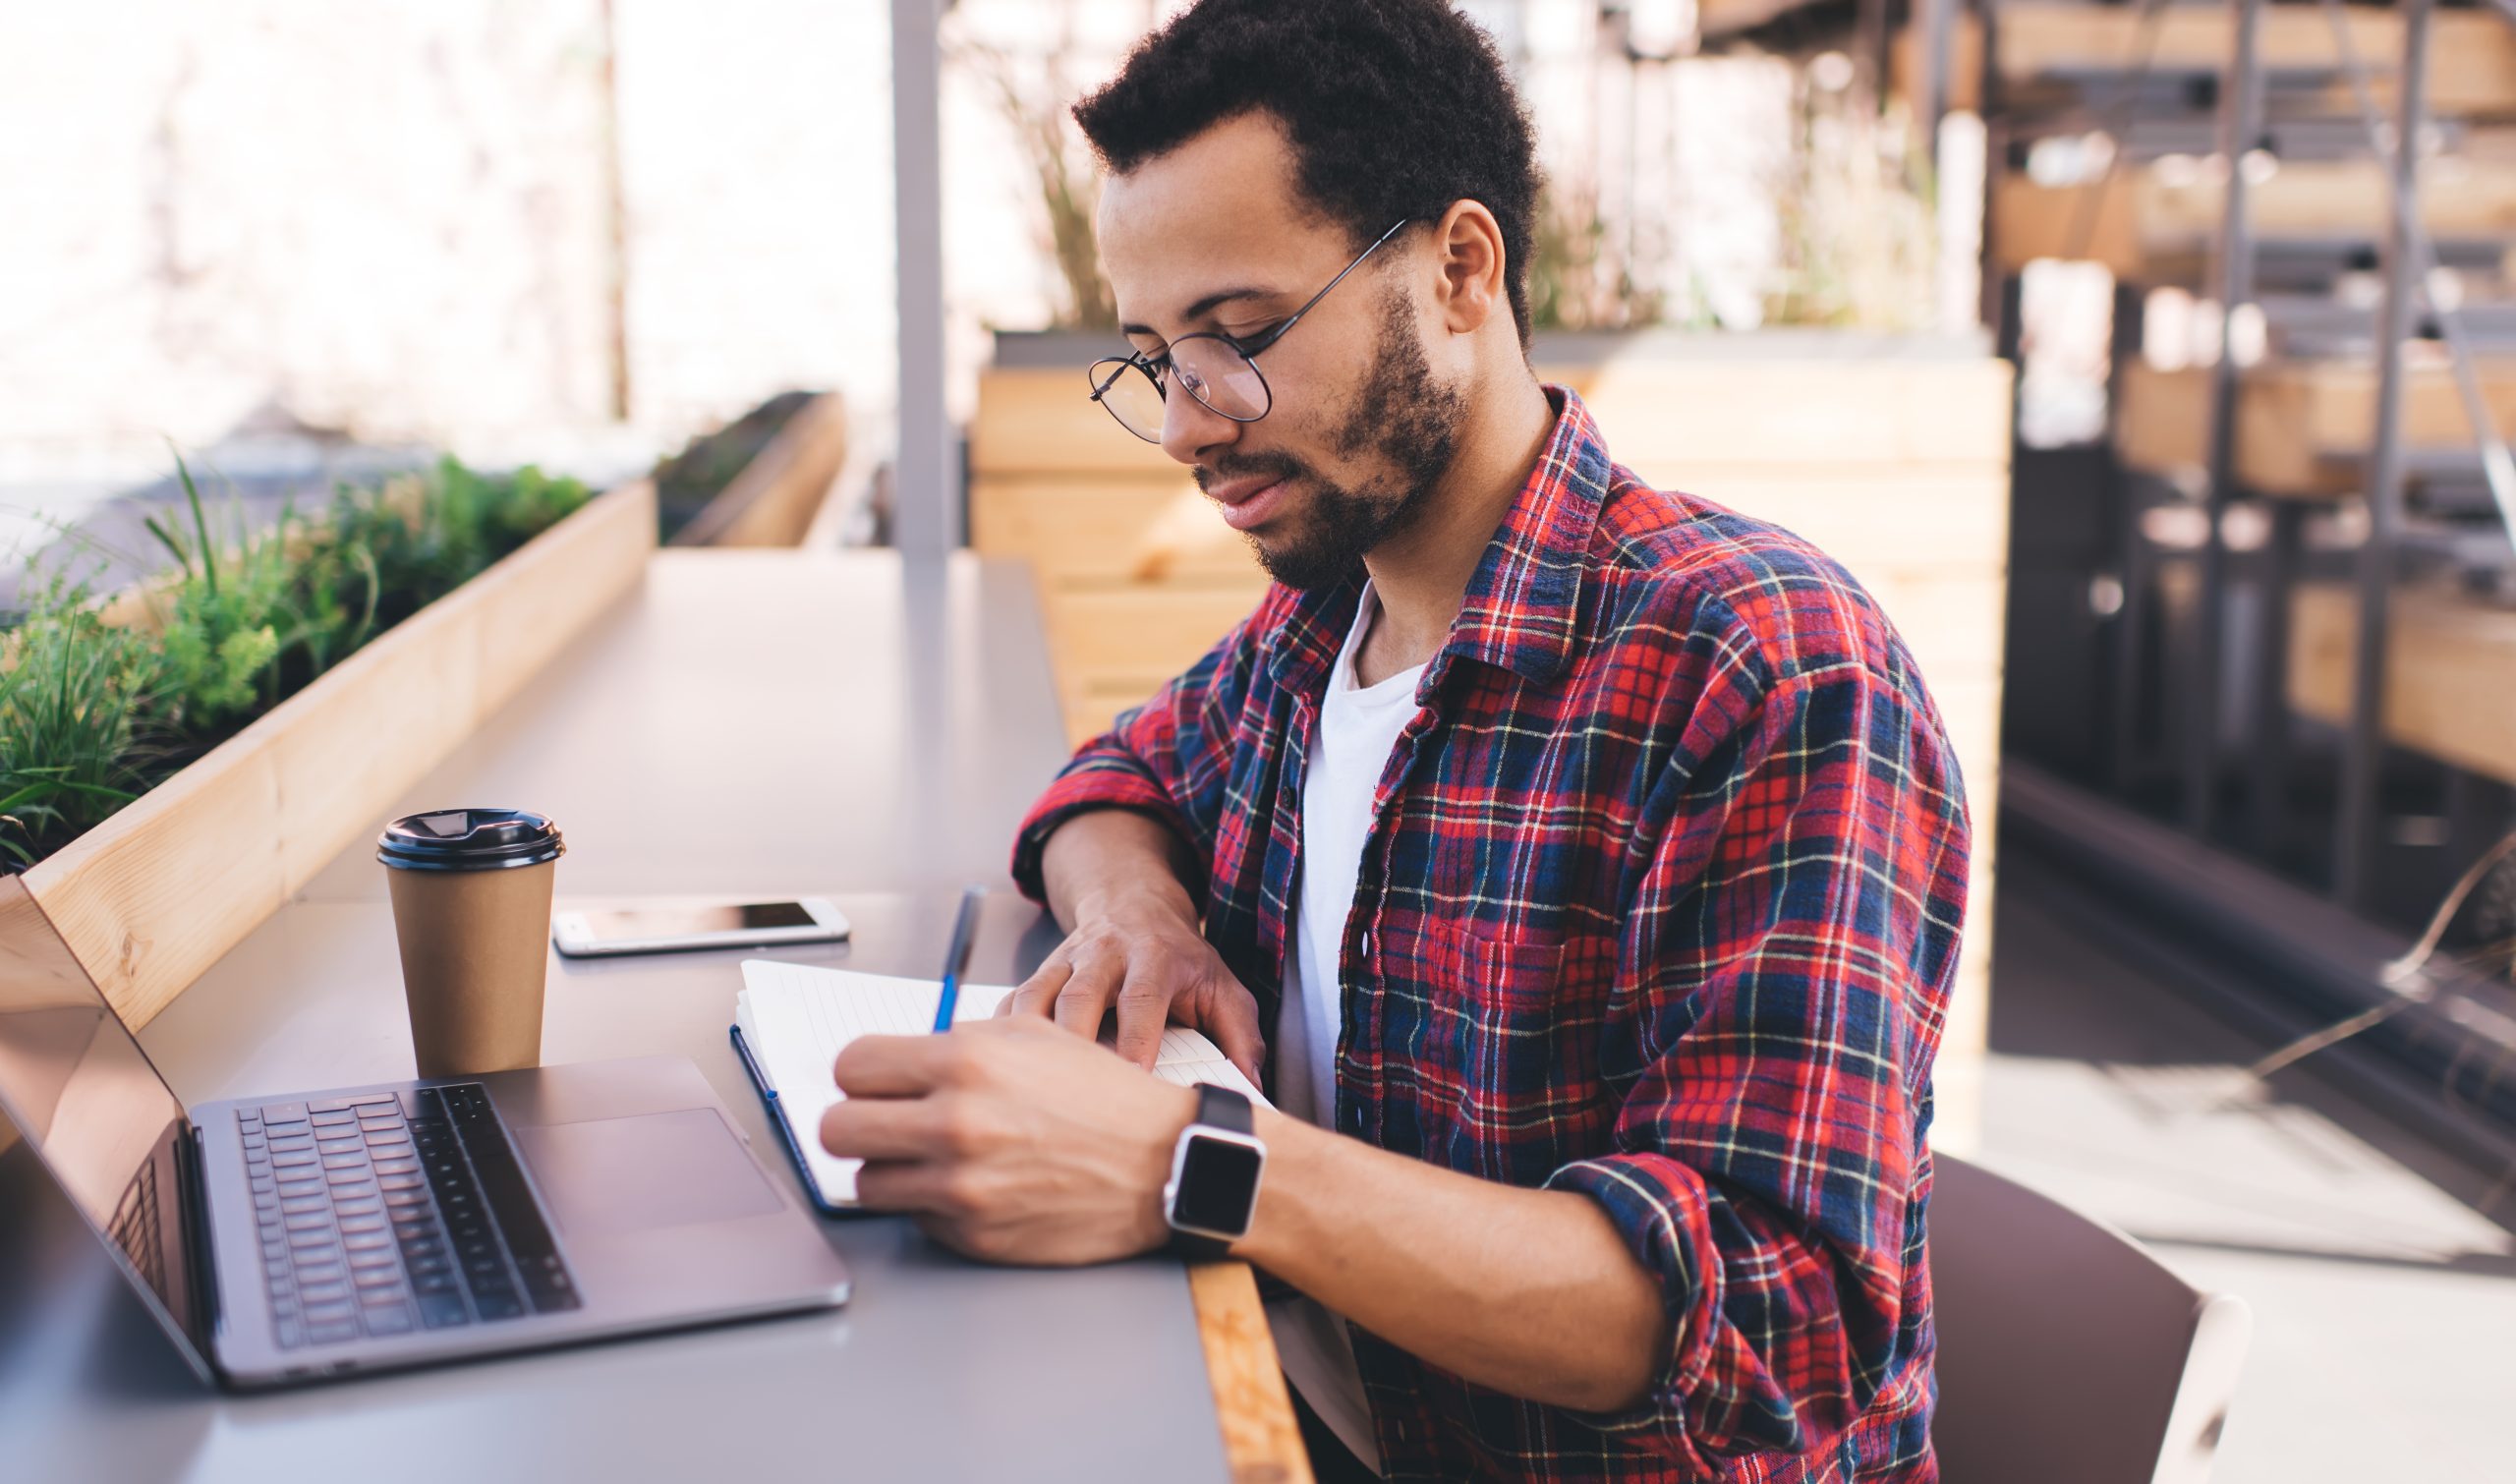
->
left=1351, top=372, right=1557, bottom=689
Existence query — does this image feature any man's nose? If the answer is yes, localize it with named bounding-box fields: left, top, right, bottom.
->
left=1159, top=382, right=1239, bottom=467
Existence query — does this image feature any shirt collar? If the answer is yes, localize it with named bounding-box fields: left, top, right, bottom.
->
left=1267, top=384, right=1608, bottom=698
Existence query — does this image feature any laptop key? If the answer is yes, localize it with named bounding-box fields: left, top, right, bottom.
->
left=307, top=1320, right=360, bottom=1345
left=473, top=1291, right=526, bottom=1321
left=363, top=1305, right=414, bottom=1337
left=259, top=1103, right=308, bottom=1125
left=274, top=1317, right=306, bottom=1349
left=418, top=1292, right=470, bottom=1329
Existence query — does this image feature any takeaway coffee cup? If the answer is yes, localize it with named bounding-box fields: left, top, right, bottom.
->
left=377, top=808, right=565, bottom=1078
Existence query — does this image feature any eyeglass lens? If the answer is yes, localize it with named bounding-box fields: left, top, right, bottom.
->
left=1089, top=336, right=1272, bottom=442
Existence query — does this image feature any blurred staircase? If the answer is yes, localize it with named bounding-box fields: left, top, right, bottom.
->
left=1921, top=0, right=2516, bottom=888
left=1910, top=0, right=2516, bottom=1146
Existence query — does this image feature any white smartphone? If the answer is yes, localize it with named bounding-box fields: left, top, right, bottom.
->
left=551, top=898, right=851, bottom=958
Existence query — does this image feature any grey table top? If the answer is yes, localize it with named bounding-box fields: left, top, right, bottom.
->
left=0, top=551, right=1234, bottom=1484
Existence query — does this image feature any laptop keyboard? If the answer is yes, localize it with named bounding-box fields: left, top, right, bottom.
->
left=239, top=1085, right=581, bottom=1349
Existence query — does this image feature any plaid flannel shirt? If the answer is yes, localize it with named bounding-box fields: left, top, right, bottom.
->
left=1011, top=387, right=1967, bottom=1482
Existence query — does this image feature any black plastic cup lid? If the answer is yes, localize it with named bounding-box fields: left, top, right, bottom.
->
left=377, top=808, right=564, bottom=872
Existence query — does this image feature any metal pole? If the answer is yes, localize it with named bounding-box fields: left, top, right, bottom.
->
left=2334, top=0, right=2433, bottom=907
left=1916, top=0, right=1955, bottom=143
left=2246, top=501, right=2303, bottom=856
left=2186, top=0, right=2266, bottom=837
left=891, top=0, right=956, bottom=559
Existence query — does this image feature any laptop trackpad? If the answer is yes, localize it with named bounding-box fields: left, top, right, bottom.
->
left=514, top=1109, right=783, bottom=1236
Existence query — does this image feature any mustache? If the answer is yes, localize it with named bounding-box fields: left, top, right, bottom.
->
left=1194, top=451, right=1307, bottom=494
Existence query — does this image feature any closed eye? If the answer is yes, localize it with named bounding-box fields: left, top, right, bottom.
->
left=1224, top=321, right=1287, bottom=353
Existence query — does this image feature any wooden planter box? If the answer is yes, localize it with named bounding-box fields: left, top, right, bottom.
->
left=668, top=391, right=851, bottom=548
left=13, top=480, right=658, bottom=1034
left=972, top=328, right=2012, bottom=1149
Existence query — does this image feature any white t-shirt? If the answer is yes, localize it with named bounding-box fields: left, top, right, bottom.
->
left=1266, top=584, right=1425, bottom=1476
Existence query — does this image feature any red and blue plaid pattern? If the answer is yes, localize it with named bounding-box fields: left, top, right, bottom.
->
left=1013, top=388, right=1968, bottom=1482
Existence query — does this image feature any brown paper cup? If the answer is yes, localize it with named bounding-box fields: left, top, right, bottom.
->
left=385, top=861, right=555, bottom=1078
left=378, top=808, right=565, bottom=1079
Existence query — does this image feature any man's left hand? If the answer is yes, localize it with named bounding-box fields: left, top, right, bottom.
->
left=818, top=1016, right=1196, bottom=1265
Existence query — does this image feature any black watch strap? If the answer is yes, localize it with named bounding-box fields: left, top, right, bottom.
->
left=1167, top=1084, right=1256, bottom=1260
left=1194, top=1082, right=1253, bottom=1134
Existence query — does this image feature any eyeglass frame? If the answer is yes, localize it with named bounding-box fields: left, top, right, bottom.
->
left=1085, top=217, right=1417, bottom=442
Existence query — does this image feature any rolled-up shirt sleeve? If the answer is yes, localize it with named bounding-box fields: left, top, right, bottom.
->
left=1009, top=609, right=1266, bottom=909
left=1544, top=649, right=1968, bottom=1472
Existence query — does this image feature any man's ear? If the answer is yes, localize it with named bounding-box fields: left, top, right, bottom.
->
left=1426, top=200, right=1509, bottom=337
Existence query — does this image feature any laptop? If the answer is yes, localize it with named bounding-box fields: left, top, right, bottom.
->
left=0, top=880, right=850, bottom=1390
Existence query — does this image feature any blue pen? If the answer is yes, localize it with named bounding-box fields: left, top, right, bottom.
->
left=931, top=885, right=988, bottom=1032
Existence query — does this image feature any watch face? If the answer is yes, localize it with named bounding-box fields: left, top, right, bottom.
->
left=1173, top=1133, right=1263, bottom=1236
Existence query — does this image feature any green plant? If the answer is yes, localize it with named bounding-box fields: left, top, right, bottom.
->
left=954, top=36, right=1115, bottom=331
left=0, top=452, right=591, bottom=870
left=143, top=454, right=387, bottom=746
left=0, top=573, right=158, bottom=865
left=1763, top=83, right=1937, bottom=330
left=341, top=458, right=590, bottom=625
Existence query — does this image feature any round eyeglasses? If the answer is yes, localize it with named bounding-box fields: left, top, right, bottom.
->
left=1085, top=219, right=1415, bottom=443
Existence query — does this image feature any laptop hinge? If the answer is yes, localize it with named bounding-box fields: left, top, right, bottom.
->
left=177, top=1121, right=222, bottom=1347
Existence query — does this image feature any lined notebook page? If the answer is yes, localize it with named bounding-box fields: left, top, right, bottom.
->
left=735, top=959, right=1264, bottom=1208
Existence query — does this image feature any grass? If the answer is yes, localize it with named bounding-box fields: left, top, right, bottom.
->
left=0, top=573, right=156, bottom=866
left=0, top=455, right=591, bottom=866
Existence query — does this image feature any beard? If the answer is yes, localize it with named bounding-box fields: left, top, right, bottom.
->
left=1195, top=286, right=1468, bottom=592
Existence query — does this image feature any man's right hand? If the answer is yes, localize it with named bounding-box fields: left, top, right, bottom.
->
left=1001, top=884, right=1265, bottom=1085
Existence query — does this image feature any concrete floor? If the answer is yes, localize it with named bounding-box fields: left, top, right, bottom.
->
left=1979, top=856, right=2516, bottom=1482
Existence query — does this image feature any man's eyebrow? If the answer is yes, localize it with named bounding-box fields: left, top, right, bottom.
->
left=1119, top=286, right=1277, bottom=339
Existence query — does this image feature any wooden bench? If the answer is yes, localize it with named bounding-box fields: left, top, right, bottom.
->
left=2290, top=581, right=2516, bottom=786
left=1897, top=5, right=2516, bottom=119
left=2117, top=357, right=2516, bottom=497
left=1991, top=153, right=2516, bottom=281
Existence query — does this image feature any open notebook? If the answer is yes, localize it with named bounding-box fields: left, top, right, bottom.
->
left=732, top=959, right=1265, bottom=1213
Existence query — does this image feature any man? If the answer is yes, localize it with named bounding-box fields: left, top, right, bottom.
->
left=817, top=2, right=1969, bottom=1479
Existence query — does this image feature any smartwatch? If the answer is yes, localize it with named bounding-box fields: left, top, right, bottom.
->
left=1162, top=1083, right=1265, bottom=1259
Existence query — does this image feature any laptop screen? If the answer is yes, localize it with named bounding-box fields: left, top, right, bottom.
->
left=0, top=880, right=207, bottom=1370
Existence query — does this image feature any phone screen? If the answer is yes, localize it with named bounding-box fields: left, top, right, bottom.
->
left=573, top=902, right=821, bottom=943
